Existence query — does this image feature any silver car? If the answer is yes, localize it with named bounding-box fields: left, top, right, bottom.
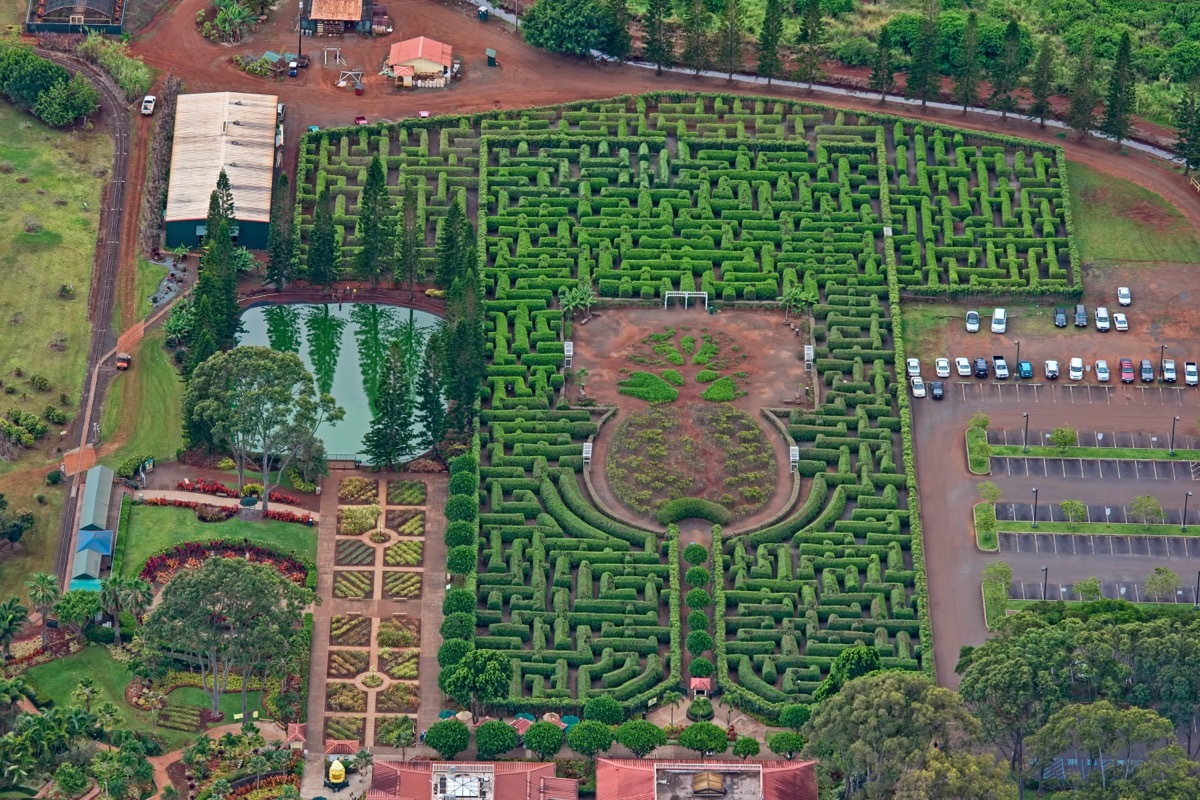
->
left=1095, top=360, right=1110, bottom=382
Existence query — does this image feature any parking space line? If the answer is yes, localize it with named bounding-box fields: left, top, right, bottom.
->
left=1135, top=462, right=1141, bottom=478
left=1154, top=462, right=1160, bottom=479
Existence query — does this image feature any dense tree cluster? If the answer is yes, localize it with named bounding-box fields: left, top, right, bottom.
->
left=0, top=41, right=98, bottom=128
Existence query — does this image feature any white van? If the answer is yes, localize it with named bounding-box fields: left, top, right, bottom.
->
left=1095, top=306, right=1110, bottom=332
left=990, top=308, right=1007, bottom=334
left=277, top=103, right=286, bottom=123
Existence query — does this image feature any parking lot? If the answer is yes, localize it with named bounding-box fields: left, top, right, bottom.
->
left=997, top=500, right=1195, bottom=525
left=992, top=456, right=1198, bottom=480
left=998, top=531, right=1200, bottom=559
left=1009, top=576, right=1200, bottom=605
left=950, top=381, right=1200, bottom=406
left=987, top=427, right=1200, bottom=450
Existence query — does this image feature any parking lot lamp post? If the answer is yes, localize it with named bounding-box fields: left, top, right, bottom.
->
left=1171, top=416, right=1180, bottom=456
left=1022, top=412, right=1029, bottom=453
left=298, top=1, right=304, bottom=59
left=1015, top=341, right=1020, bottom=373
left=1041, top=565, right=1048, bottom=601
left=1031, top=487, right=1039, bottom=529
left=1184, top=492, right=1192, bottom=533
left=1161, top=344, right=1168, bottom=376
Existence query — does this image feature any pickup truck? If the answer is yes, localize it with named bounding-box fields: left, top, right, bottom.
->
left=1186, top=362, right=1199, bottom=386
left=1163, top=359, right=1177, bottom=383
left=993, top=355, right=1009, bottom=379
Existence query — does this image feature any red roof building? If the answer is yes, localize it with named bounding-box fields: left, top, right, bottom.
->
left=325, top=739, right=359, bottom=755
left=368, top=761, right=578, bottom=800
left=387, top=37, right=454, bottom=72
left=594, top=758, right=818, bottom=800
left=689, top=677, right=712, bottom=694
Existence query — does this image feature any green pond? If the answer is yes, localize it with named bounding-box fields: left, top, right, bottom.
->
left=238, top=303, right=441, bottom=459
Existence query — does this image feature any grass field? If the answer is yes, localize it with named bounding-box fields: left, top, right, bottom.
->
left=126, top=259, right=168, bottom=329
left=0, top=468, right=67, bottom=603
left=100, top=331, right=184, bottom=467
left=0, top=103, right=108, bottom=477
left=116, top=504, right=317, bottom=578
left=1067, top=162, right=1200, bottom=264
left=966, top=428, right=990, bottom=474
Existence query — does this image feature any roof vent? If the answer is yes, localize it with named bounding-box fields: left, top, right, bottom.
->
left=230, top=140, right=240, bottom=146
left=232, top=120, right=242, bottom=125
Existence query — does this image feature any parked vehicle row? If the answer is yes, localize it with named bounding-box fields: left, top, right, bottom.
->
left=966, top=288, right=1132, bottom=335
left=908, top=356, right=1199, bottom=394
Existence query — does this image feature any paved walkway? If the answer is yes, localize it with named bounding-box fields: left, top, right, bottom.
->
left=135, top=489, right=320, bottom=521
left=149, top=721, right=285, bottom=800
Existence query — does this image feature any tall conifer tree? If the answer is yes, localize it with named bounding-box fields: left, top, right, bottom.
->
left=1028, top=36, right=1055, bottom=127
left=757, top=0, right=784, bottom=87
left=1066, top=31, right=1098, bottom=138
left=989, top=20, right=1028, bottom=120
left=1101, top=31, right=1134, bottom=145
left=868, top=27, right=895, bottom=104
left=952, top=12, right=981, bottom=114
left=795, top=0, right=824, bottom=92
left=643, top=0, right=673, bottom=75
left=355, top=155, right=393, bottom=288
left=307, top=189, right=342, bottom=288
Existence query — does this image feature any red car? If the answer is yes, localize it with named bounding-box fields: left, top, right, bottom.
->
left=354, top=116, right=368, bottom=126
left=1119, top=357, right=1135, bottom=383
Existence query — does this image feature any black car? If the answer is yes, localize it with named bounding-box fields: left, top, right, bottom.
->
left=1075, top=304, right=1088, bottom=327
left=1054, top=307, right=1068, bottom=327
left=930, top=381, right=945, bottom=400
left=1140, top=359, right=1154, bottom=382
left=974, top=357, right=989, bottom=378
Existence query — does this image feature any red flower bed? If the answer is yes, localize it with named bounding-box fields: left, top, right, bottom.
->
left=266, top=490, right=301, bottom=506
left=264, top=508, right=314, bottom=525
left=141, top=540, right=310, bottom=586
left=178, top=478, right=240, bottom=498
left=144, top=497, right=237, bottom=522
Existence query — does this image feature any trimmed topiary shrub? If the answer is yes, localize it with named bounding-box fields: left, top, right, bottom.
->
left=688, top=657, right=713, bottom=677
left=687, top=697, right=714, bottom=721
left=657, top=497, right=732, bottom=526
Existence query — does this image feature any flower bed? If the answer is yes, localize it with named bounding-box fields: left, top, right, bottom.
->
left=326, top=682, right=366, bottom=712
left=339, top=477, right=378, bottom=504
left=335, top=540, right=376, bottom=567
left=328, top=650, right=369, bottom=678
left=333, top=571, right=374, bottom=599
left=375, top=682, right=418, bottom=713
left=178, top=478, right=239, bottom=498
left=383, top=573, right=421, bottom=599
left=337, top=505, right=380, bottom=535
left=139, top=540, right=310, bottom=586
left=325, top=716, right=364, bottom=741
left=143, top=496, right=237, bottom=522
left=380, top=649, right=418, bottom=680
left=264, top=507, right=315, bottom=525
left=377, top=618, right=419, bottom=648
left=386, top=480, right=427, bottom=506
left=331, top=616, right=371, bottom=647
left=384, top=540, right=422, bottom=566
left=386, top=510, right=424, bottom=536
left=228, top=775, right=301, bottom=800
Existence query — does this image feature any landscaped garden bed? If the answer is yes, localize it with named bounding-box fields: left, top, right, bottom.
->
left=326, top=682, right=367, bottom=713
left=324, top=716, right=365, bottom=741
left=382, top=572, right=421, bottom=600
left=328, top=649, right=370, bottom=678
left=333, top=571, right=375, bottom=600
left=139, top=540, right=311, bottom=586
left=336, top=539, right=377, bottom=567
left=383, top=540, right=423, bottom=566
left=379, top=648, right=418, bottom=680
left=339, top=476, right=379, bottom=504
left=330, top=616, right=371, bottom=647
left=385, top=509, right=424, bottom=535
left=386, top=479, right=427, bottom=506
left=375, top=682, right=418, bottom=713
left=376, top=618, right=419, bottom=648
left=337, top=505, right=381, bottom=535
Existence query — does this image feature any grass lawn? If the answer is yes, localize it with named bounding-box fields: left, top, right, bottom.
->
left=116, top=504, right=317, bottom=578
left=0, top=468, right=68, bottom=603
left=0, top=103, right=109, bottom=477
left=991, top=443, right=1200, bottom=461
left=1067, top=162, right=1200, bottom=264
left=965, top=428, right=990, bottom=474
left=974, top=503, right=997, bottom=551
left=100, top=331, right=184, bottom=466
left=167, top=686, right=264, bottom=720
left=132, top=259, right=168, bottom=328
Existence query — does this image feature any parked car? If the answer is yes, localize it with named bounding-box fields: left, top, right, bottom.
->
left=1117, top=286, right=1131, bottom=306
left=1069, top=357, right=1084, bottom=381
left=1187, top=362, right=1199, bottom=386
left=930, top=381, right=945, bottom=400
left=141, top=95, right=156, bottom=115
left=1119, top=357, right=1135, bottom=383
left=993, top=356, right=1010, bottom=379
left=354, top=116, right=368, bottom=126
left=1114, top=313, right=1129, bottom=331
left=935, top=357, right=951, bottom=378
left=1163, top=358, right=1177, bottom=383
left=1095, top=360, right=1110, bottom=382
left=974, top=357, right=989, bottom=378
left=1140, top=359, right=1154, bottom=383
left=1095, top=307, right=1110, bottom=332
left=955, top=357, right=972, bottom=377
left=1017, top=360, right=1034, bottom=379
left=1044, top=359, right=1060, bottom=379
left=966, top=310, right=980, bottom=333
left=1053, top=307, right=1068, bottom=327
left=906, top=358, right=921, bottom=377
left=911, top=376, right=926, bottom=398
left=1074, top=304, right=1087, bottom=327
left=991, top=308, right=1007, bottom=333
left=308, top=125, right=321, bottom=133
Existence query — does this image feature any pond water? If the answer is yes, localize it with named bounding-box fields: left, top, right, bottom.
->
left=238, top=303, right=441, bottom=459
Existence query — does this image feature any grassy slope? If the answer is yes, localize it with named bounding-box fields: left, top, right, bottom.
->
left=1067, top=162, right=1200, bottom=264
left=100, top=331, right=184, bottom=466
left=0, top=469, right=67, bottom=603
left=116, top=504, right=317, bottom=578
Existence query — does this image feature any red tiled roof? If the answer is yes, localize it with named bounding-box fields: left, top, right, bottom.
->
left=325, top=738, right=359, bottom=755
left=387, top=37, right=453, bottom=69
left=286, top=723, right=306, bottom=743
left=509, top=717, right=532, bottom=735
left=369, top=761, right=578, bottom=800
left=594, top=759, right=818, bottom=800
left=308, top=0, right=361, bottom=21
left=690, top=677, right=712, bottom=691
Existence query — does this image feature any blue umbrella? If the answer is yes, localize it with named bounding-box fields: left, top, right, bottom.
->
left=438, top=710, right=455, bottom=720
left=561, top=715, right=579, bottom=730
left=515, top=712, right=535, bottom=721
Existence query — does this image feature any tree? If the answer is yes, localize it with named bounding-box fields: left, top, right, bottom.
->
left=642, top=0, right=672, bottom=75
left=425, top=719, right=470, bottom=759
left=603, top=0, right=631, bottom=61
left=732, top=735, right=760, bottom=760
left=718, top=0, right=742, bottom=81
left=306, top=188, right=342, bottom=288
left=524, top=721, right=565, bottom=760
left=757, top=0, right=784, bottom=87
left=1066, top=31, right=1098, bottom=138
left=25, top=572, right=59, bottom=651
left=523, top=0, right=617, bottom=56
left=435, top=199, right=473, bottom=289
left=1101, top=30, right=1135, bottom=145
left=767, top=731, right=804, bottom=759
left=584, top=694, right=623, bottom=725
left=678, top=722, right=727, bottom=756
left=53, top=763, right=89, bottom=799
left=968, top=411, right=990, bottom=430
left=446, top=545, right=477, bottom=575
left=777, top=284, right=816, bottom=322
left=894, top=749, right=1013, bottom=800
left=354, top=155, right=393, bottom=288
left=363, top=342, right=415, bottom=469
left=804, top=671, right=982, bottom=796
left=794, top=0, right=823, bottom=92
left=977, top=481, right=1002, bottom=506
left=71, top=678, right=99, bottom=714
left=1059, top=499, right=1087, bottom=524
left=213, top=168, right=236, bottom=228
left=99, top=576, right=130, bottom=647
left=812, top=643, right=881, bottom=702
left=779, top=704, right=811, bottom=732
left=393, top=190, right=422, bottom=301
left=264, top=172, right=296, bottom=291
left=183, top=347, right=343, bottom=511
left=683, top=543, right=708, bottom=566
left=1048, top=426, right=1076, bottom=451
left=1131, top=495, right=1165, bottom=527
left=868, top=26, right=896, bottom=103
left=474, top=719, right=519, bottom=760
left=1029, top=37, right=1055, bottom=128
left=1173, top=89, right=1200, bottom=174
left=567, top=720, right=613, bottom=759
left=123, top=579, right=153, bottom=625
left=1074, top=575, right=1103, bottom=601
left=52, top=591, right=96, bottom=645
left=989, top=20, right=1028, bottom=120
left=141, top=558, right=310, bottom=715
left=1146, top=566, right=1181, bottom=602
left=1033, top=701, right=1174, bottom=794
left=438, top=649, right=513, bottom=721
left=906, top=0, right=939, bottom=108
left=32, top=71, right=99, bottom=127
left=614, top=720, right=666, bottom=758
left=952, top=12, right=981, bottom=114
left=679, top=0, right=710, bottom=76
left=416, top=333, right=447, bottom=450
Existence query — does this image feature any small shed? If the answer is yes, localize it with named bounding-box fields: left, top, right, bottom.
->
left=302, top=0, right=372, bottom=35
left=78, top=465, right=114, bottom=531
left=690, top=677, right=712, bottom=697
left=387, top=36, right=452, bottom=87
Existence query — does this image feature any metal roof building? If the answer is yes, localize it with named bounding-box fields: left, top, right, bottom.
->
left=78, top=465, right=114, bottom=531
left=165, top=92, right=278, bottom=250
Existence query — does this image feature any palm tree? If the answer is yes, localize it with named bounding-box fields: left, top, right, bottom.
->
left=140, top=688, right=165, bottom=729
left=352, top=747, right=373, bottom=773
left=0, top=678, right=26, bottom=733
left=95, top=702, right=120, bottom=741
left=558, top=285, right=585, bottom=328
left=210, top=778, right=232, bottom=800
left=0, top=598, right=29, bottom=662
left=99, top=577, right=128, bottom=646
left=279, top=786, right=300, bottom=800
left=248, top=754, right=269, bottom=788
left=122, top=578, right=153, bottom=626
left=778, top=284, right=818, bottom=323
left=71, top=677, right=99, bottom=713
left=24, top=573, right=59, bottom=650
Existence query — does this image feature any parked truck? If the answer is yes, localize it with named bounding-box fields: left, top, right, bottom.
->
left=992, top=355, right=1009, bottom=379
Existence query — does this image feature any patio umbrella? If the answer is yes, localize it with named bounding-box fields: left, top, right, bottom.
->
left=438, top=710, right=455, bottom=720
left=515, top=712, right=535, bottom=721
left=561, top=715, right=579, bottom=730
left=542, top=712, right=561, bottom=723
left=456, top=711, right=473, bottom=723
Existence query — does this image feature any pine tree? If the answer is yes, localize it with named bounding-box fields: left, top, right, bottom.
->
left=795, top=0, right=824, bottom=92
left=1101, top=31, right=1134, bottom=145
left=1028, top=36, right=1055, bottom=127
left=719, top=0, right=742, bottom=82
left=906, top=0, right=939, bottom=108
left=1173, top=90, right=1200, bottom=174
left=363, top=342, right=415, bottom=469
left=643, top=0, right=673, bottom=75
left=1066, top=31, right=1097, bottom=139
left=207, top=218, right=240, bottom=349
left=989, top=20, right=1028, bottom=120
left=435, top=199, right=472, bottom=289
left=307, top=189, right=342, bottom=288
left=444, top=268, right=485, bottom=437
left=952, top=12, right=981, bottom=114
left=354, top=154, right=393, bottom=288
left=417, top=333, right=447, bottom=450
left=394, top=191, right=422, bottom=301
left=680, top=0, right=710, bottom=77
left=757, top=0, right=784, bottom=87
left=265, top=172, right=295, bottom=291
left=214, top=168, right=236, bottom=224
left=868, top=26, right=895, bottom=104
left=604, top=0, right=631, bottom=62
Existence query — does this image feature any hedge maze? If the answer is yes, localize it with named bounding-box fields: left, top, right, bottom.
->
left=299, top=93, right=1076, bottom=720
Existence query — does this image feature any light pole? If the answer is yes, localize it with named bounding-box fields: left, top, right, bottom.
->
left=1184, top=491, right=1192, bottom=533
left=298, top=0, right=304, bottom=59
left=1161, top=343, right=1168, bottom=377
left=1023, top=412, right=1030, bottom=453
left=1031, top=487, right=1039, bottom=528
left=1041, top=565, right=1048, bottom=601
left=1015, top=340, right=1021, bottom=373
left=1171, top=415, right=1180, bottom=456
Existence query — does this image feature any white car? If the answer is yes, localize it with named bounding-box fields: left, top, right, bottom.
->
left=1095, top=360, right=1110, bottom=382
left=1117, top=286, right=1131, bottom=306
left=1187, top=362, right=1199, bottom=386
left=141, top=95, right=156, bottom=115
left=1095, top=307, right=1110, bottom=332
left=906, top=358, right=921, bottom=377
left=1069, top=357, right=1084, bottom=381
left=1045, top=359, right=1060, bottom=379
left=955, top=357, right=972, bottom=377
left=965, top=310, right=980, bottom=333
left=1113, top=313, right=1129, bottom=331
left=910, top=376, right=926, bottom=398
left=935, top=357, right=951, bottom=378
